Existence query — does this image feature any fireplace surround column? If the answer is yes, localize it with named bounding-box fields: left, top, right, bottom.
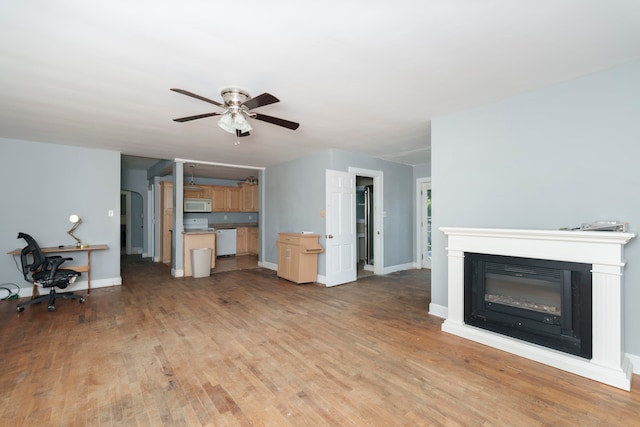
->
left=440, top=227, right=635, bottom=390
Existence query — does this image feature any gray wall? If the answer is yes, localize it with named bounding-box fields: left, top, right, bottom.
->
left=1, top=138, right=121, bottom=291
left=431, top=61, right=640, bottom=356
left=264, top=148, right=415, bottom=274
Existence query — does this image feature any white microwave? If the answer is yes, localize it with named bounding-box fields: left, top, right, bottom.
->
left=184, top=198, right=212, bottom=212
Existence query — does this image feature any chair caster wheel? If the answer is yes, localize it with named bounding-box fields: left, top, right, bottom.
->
left=48, top=306, right=56, bottom=312
left=80, top=298, right=85, bottom=304
left=17, top=306, right=24, bottom=313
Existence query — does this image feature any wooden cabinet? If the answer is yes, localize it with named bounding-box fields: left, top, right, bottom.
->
left=276, top=233, right=323, bottom=284
left=239, top=183, right=259, bottom=212
left=227, top=187, right=242, bottom=211
left=183, top=232, right=216, bottom=277
left=211, top=186, right=227, bottom=211
left=248, top=227, right=259, bottom=255
left=160, top=181, right=173, bottom=264
left=236, top=227, right=248, bottom=255
left=184, top=185, right=210, bottom=199
left=211, top=186, right=242, bottom=212
left=236, top=227, right=258, bottom=256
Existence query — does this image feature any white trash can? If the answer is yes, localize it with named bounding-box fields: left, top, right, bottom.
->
left=191, top=248, right=212, bottom=278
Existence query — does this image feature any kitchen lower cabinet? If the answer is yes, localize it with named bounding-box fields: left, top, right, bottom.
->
left=248, top=227, right=259, bottom=255
left=183, top=232, right=216, bottom=277
left=276, top=233, right=323, bottom=284
left=236, top=227, right=248, bottom=255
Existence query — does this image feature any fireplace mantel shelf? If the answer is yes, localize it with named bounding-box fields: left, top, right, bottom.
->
left=440, top=226, right=635, bottom=391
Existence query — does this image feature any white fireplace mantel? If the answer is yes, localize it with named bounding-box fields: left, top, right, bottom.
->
left=440, top=227, right=635, bottom=391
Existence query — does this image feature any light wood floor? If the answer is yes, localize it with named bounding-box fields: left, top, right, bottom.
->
left=1, top=257, right=639, bottom=426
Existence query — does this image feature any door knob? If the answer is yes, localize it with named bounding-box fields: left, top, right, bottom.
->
left=326, top=235, right=333, bottom=239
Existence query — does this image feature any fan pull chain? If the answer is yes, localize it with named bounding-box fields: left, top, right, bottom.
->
left=235, top=133, right=240, bottom=145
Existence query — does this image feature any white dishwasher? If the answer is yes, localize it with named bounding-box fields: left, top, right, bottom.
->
left=216, top=229, right=237, bottom=256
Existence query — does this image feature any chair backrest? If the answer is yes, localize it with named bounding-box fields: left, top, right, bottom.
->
left=17, top=232, right=47, bottom=280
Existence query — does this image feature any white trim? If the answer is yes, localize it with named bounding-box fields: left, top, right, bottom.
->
left=416, top=177, right=431, bottom=269
left=174, top=158, right=265, bottom=172
left=428, top=303, right=448, bottom=319
left=16, top=276, right=123, bottom=298
left=440, top=226, right=635, bottom=390
left=628, top=353, right=640, bottom=375
left=260, top=261, right=277, bottom=271
left=382, top=262, right=414, bottom=274
left=348, top=167, right=384, bottom=276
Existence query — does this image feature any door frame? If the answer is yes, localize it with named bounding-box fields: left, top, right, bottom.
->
left=349, top=167, right=383, bottom=275
left=121, top=190, right=132, bottom=255
left=416, top=177, right=431, bottom=269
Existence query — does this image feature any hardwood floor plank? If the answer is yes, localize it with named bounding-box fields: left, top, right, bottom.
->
left=1, top=256, right=640, bottom=426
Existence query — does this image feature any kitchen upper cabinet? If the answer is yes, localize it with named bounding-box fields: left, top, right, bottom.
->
left=184, top=185, right=211, bottom=199
left=240, top=183, right=259, bottom=212
left=182, top=182, right=257, bottom=212
left=211, top=186, right=226, bottom=211
left=212, top=186, right=242, bottom=212
left=227, top=187, right=242, bottom=211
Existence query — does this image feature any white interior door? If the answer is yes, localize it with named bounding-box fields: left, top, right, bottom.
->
left=325, top=169, right=357, bottom=287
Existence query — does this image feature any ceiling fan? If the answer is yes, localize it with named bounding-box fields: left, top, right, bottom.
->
left=170, top=87, right=300, bottom=142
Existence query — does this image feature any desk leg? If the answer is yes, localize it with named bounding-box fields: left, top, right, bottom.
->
left=87, top=251, right=92, bottom=294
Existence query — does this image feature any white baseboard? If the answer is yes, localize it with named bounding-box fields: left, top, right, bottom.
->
left=429, top=303, right=448, bottom=319
left=259, top=261, right=277, bottom=271
left=627, top=352, right=640, bottom=375
left=382, top=262, right=414, bottom=274
left=430, top=302, right=640, bottom=378
left=15, top=276, right=123, bottom=298
left=171, top=268, right=184, bottom=278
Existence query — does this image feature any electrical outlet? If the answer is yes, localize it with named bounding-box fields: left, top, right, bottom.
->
left=249, top=215, right=252, bottom=220
left=108, top=210, right=114, bottom=217
left=224, top=215, right=227, bottom=220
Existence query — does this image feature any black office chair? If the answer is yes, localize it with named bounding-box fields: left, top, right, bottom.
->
left=16, top=232, right=85, bottom=312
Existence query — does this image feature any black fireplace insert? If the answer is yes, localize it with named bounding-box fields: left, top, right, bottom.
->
left=464, top=253, right=592, bottom=358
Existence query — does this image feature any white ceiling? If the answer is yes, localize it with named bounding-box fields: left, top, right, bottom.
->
left=2, top=1, right=640, bottom=179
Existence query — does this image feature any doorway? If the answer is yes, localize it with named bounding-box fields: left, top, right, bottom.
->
left=356, top=178, right=374, bottom=278
left=121, top=191, right=131, bottom=254
left=416, top=178, right=431, bottom=269
left=324, top=168, right=383, bottom=287
left=349, top=167, right=383, bottom=278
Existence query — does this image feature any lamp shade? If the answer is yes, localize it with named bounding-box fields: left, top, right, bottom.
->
left=218, top=113, right=252, bottom=134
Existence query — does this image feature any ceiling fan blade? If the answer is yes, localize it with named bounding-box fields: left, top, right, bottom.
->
left=242, top=93, right=279, bottom=110
left=170, top=88, right=223, bottom=107
left=253, top=113, right=300, bottom=130
left=173, top=112, right=222, bottom=122
left=236, top=129, right=250, bottom=137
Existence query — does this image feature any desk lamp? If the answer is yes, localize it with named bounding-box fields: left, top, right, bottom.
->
left=68, top=214, right=87, bottom=248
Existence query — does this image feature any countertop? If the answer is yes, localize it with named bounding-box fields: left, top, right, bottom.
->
left=210, top=223, right=258, bottom=229
left=183, top=230, right=216, bottom=235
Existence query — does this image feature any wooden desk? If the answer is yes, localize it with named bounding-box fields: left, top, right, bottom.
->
left=7, top=244, right=109, bottom=295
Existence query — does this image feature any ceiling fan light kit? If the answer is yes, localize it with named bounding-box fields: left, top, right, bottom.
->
left=171, top=87, right=300, bottom=144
